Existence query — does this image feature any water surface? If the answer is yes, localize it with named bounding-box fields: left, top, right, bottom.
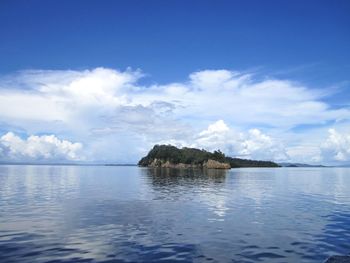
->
left=0, top=166, right=350, bottom=262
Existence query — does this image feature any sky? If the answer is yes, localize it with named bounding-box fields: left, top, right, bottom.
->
left=0, top=0, right=349, bottom=165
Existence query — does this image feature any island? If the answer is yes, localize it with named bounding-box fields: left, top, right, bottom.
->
left=138, top=145, right=279, bottom=169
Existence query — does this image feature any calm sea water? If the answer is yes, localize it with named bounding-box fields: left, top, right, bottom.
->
left=0, top=166, right=350, bottom=263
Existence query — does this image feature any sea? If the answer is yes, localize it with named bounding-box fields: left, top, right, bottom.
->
left=0, top=165, right=349, bottom=262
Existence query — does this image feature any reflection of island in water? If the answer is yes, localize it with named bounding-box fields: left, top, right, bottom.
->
left=1, top=166, right=350, bottom=263
left=141, top=167, right=228, bottom=188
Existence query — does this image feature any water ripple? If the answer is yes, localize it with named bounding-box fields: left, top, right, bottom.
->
left=1, top=166, right=350, bottom=262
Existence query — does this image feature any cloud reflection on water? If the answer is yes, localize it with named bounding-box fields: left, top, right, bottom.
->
left=0, top=166, right=350, bottom=262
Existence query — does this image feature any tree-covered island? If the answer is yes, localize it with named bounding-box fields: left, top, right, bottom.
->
left=138, top=145, right=280, bottom=169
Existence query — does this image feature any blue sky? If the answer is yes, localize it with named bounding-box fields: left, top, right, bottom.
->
left=0, top=0, right=349, bottom=164
left=1, top=0, right=349, bottom=84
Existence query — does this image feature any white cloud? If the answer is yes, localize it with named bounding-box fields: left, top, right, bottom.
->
left=238, top=129, right=287, bottom=160
left=322, top=129, right=350, bottom=162
left=141, top=70, right=349, bottom=129
left=195, top=120, right=232, bottom=152
left=199, top=120, right=229, bottom=136
left=0, top=132, right=83, bottom=162
left=0, top=67, right=349, bottom=163
left=286, top=145, right=322, bottom=164
left=0, top=68, right=141, bottom=128
left=194, top=120, right=288, bottom=161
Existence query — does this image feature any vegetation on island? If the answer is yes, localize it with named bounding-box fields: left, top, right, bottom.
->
left=138, top=145, right=279, bottom=168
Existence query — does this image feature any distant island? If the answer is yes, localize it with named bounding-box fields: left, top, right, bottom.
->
left=138, top=145, right=279, bottom=169
left=278, top=162, right=327, bottom=168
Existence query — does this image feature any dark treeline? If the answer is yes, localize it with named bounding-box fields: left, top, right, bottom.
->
left=138, top=145, right=279, bottom=168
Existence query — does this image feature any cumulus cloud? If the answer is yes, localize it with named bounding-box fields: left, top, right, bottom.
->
left=0, top=68, right=141, bottom=128
left=322, top=129, right=350, bottom=162
left=193, top=120, right=288, bottom=161
left=0, top=132, right=83, bottom=162
left=0, top=67, right=349, bottom=163
left=199, top=120, right=230, bottom=136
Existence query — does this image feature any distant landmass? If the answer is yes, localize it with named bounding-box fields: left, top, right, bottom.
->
left=138, top=145, right=279, bottom=169
left=278, top=162, right=327, bottom=168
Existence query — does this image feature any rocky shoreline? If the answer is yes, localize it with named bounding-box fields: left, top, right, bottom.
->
left=147, top=158, right=231, bottom=169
